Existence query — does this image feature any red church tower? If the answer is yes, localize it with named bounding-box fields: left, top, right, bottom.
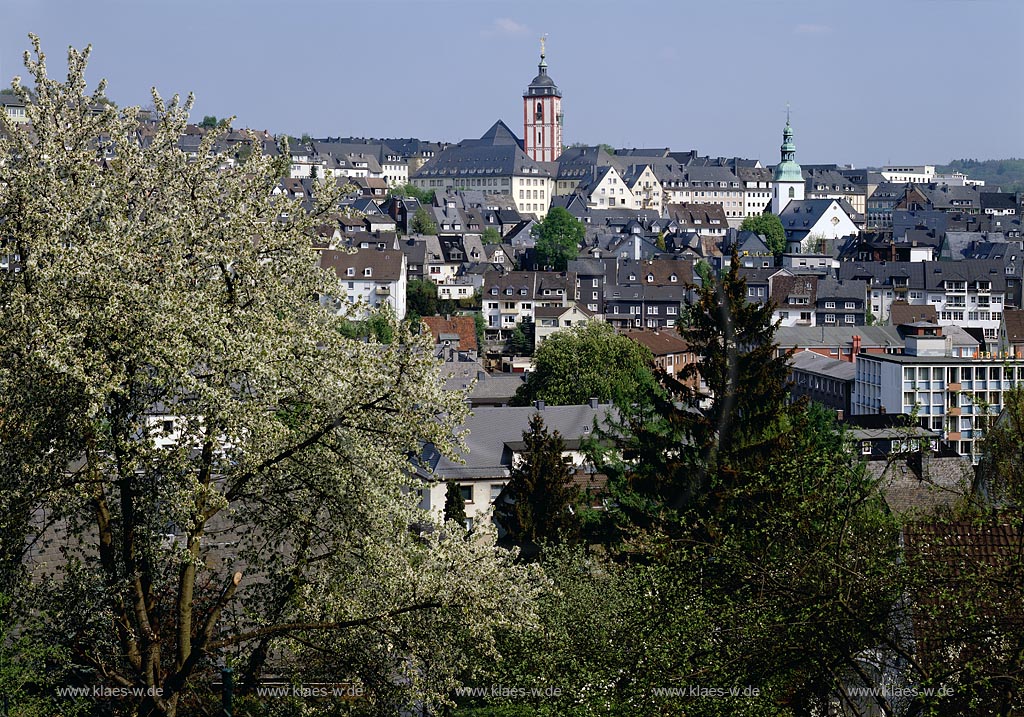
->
left=523, top=37, right=563, bottom=163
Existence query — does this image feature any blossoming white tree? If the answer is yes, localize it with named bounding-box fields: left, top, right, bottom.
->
left=0, top=37, right=539, bottom=717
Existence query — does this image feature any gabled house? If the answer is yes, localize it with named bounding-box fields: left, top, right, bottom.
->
left=318, top=247, right=408, bottom=320
left=778, top=198, right=859, bottom=252
left=415, top=402, right=615, bottom=528
left=771, top=274, right=818, bottom=327
left=534, top=304, right=599, bottom=348
left=665, top=203, right=730, bottom=237
left=998, top=308, right=1024, bottom=357
left=481, top=270, right=576, bottom=336
left=624, top=330, right=697, bottom=381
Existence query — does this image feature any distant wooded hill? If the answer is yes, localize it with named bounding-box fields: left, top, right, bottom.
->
left=937, top=158, right=1024, bottom=193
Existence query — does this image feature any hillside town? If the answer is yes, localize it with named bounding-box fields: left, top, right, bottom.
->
left=0, top=35, right=1021, bottom=717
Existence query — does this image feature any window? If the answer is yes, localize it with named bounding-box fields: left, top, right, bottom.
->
left=459, top=485, right=473, bottom=502
left=489, top=483, right=505, bottom=503
left=346, top=267, right=355, bottom=277
left=825, top=314, right=836, bottom=324
left=845, top=315, right=855, bottom=324
left=363, top=268, right=372, bottom=277
left=861, top=442, right=872, bottom=456
left=825, top=301, right=836, bottom=309
left=630, top=305, right=641, bottom=315
left=845, top=302, right=856, bottom=310
left=788, top=187, right=795, bottom=198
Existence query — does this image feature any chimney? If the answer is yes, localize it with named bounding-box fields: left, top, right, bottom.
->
left=851, top=334, right=862, bottom=361
left=589, top=397, right=598, bottom=408
left=477, top=370, right=487, bottom=381
left=534, top=400, right=545, bottom=411
left=836, top=409, right=844, bottom=422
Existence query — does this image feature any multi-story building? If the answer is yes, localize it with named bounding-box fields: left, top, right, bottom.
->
left=853, top=322, right=1024, bottom=459
left=604, top=285, right=685, bottom=330
left=880, top=165, right=935, bottom=184
left=318, top=247, right=408, bottom=320
left=866, top=182, right=910, bottom=229
left=838, top=260, right=1007, bottom=340
left=481, top=270, right=576, bottom=336
left=737, top=166, right=775, bottom=218
left=411, top=121, right=554, bottom=217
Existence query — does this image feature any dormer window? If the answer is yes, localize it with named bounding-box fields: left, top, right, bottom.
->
left=346, top=267, right=355, bottom=277
left=490, top=287, right=498, bottom=295
left=505, top=288, right=513, bottom=295
left=363, top=267, right=372, bottom=277
left=647, top=274, right=654, bottom=282
left=670, top=274, right=678, bottom=282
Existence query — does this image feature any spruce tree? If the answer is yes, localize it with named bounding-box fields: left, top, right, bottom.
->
left=443, top=480, right=468, bottom=527
left=495, top=414, right=579, bottom=554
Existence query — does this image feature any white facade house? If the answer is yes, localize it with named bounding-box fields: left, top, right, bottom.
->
left=623, top=165, right=664, bottom=214
left=839, top=260, right=1007, bottom=340
left=318, top=248, right=408, bottom=320
left=580, top=165, right=636, bottom=210
left=416, top=403, right=613, bottom=529
left=481, top=271, right=576, bottom=335
left=779, top=199, right=859, bottom=251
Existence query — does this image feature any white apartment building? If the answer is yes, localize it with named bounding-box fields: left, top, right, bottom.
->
left=853, top=323, right=1022, bottom=459
left=318, top=248, right=408, bottom=321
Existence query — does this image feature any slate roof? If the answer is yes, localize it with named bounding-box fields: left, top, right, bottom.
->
left=816, top=277, right=866, bottom=302
left=981, top=192, right=1018, bottom=211
left=774, top=325, right=906, bottom=352
left=412, top=123, right=550, bottom=180
left=789, top=350, right=857, bottom=380
left=420, top=404, right=615, bottom=479
left=779, top=198, right=859, bottom=231
left=318, top=248, right=405, bottom=282
left=771, top=275, right=818, bottom=308
left=615, top=257, right=693, bottom=286
left=869, top=454, right=971, bottom=516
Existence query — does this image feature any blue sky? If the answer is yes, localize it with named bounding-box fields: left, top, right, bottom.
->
left=1, top=0, right=1021, bottom=168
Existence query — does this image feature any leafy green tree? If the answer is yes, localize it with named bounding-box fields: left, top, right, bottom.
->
left=481, top=226, right=502, bottom=244
left=740, top=212, right=787, bottom=257
left=0, top=37, right=538, bottom=717
left=531, top=207, right=583, bottom=271
left=513, top=321, right=656, bottom=407
left=407, top=278, right=440, bottom=317
left=506, top=320, right=533, bottom=356
left=443, top=480, right=468, bottom=527
left=199, top=114, right=218, bottom=128
left=390, top=182, right=435, bottom=204
left=494, top=414, right=579, bottom=555
left=474, top=311, right=486, bottom=350
left=977, top=385, right=1024, bottom=506
left=412, top=206, right=438, bottom=235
